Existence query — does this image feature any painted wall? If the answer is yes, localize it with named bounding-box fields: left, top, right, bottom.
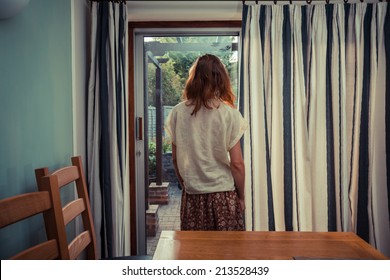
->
left=72, top=0, right=90, bottom=167
left=127, top=0, right=242, bottom=21
left=0, top=0, right=73, bottom=259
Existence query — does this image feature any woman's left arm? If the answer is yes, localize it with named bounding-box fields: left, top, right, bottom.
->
left=172, top=144, right=185, bottom=190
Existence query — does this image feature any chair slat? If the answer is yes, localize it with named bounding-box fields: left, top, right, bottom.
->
left=11, top=239, right=59, bottom=260
left=68, top=231, right=91, bottom=260
left=62, top=198, right=86, bottom=225
left=0, top=192, right=51, bottom=228
left=52, top=166, right=79, bottom=187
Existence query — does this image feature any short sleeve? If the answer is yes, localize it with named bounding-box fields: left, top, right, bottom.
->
left=227, top=109, right=248, bottom=150
left=164, top=108, right=176, bottom=145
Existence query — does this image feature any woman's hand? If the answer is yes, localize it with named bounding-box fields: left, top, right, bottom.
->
left=239, top=198, right=245, bottom=212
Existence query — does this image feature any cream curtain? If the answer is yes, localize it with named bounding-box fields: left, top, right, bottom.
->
left=240, top=2, right=390, bottom=257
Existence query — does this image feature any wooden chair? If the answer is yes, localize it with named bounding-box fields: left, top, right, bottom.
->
left=0, top=191, right=64, bottom=259
left=35, top=156, right=98, bottom=260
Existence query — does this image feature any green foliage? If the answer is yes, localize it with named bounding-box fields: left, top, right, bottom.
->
left=148, top=139, right=171, bottom=177
left=148, top=58, right=183, bottom=106
left=148, top=141, right=156, bottom=176
left=163, top=138, right=171, bottom=153
left=146, top=36, right=238, bottom=107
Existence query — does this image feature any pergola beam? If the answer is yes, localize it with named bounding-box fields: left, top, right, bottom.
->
left=145, top=42, right=238, bottom=56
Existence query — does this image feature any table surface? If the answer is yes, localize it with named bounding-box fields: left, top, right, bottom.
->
left=153, top=230, right=388, bottom=260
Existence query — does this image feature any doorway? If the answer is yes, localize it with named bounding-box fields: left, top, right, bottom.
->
left=133, top=27, right=240, bottom=256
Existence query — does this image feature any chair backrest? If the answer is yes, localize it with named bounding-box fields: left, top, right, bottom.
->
left=0, top=191, right=64, bottom=259
left=35, top=156, right=98, bottom=260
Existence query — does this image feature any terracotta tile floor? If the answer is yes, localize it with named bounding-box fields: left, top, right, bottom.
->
left=147, top=182, right=182, bottom=256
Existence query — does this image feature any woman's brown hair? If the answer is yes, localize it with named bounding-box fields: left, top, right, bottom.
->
left=183, top=54, right=236, bottom=116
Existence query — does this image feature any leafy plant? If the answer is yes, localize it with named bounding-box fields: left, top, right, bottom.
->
left=163, top=138, right=171, bottom=153
left=148, top=141, right=156, bottom=177
left=149, top=139, right=172, bottom=178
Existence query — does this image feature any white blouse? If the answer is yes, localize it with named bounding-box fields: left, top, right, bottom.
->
left=164, top=100, right=248, bottom=194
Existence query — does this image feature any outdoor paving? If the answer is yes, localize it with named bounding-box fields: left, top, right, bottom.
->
left=147, top=182, right=182, bottom=256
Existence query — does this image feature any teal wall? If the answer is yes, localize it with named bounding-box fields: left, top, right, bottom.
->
left=0, top=0, right=73, bottom=259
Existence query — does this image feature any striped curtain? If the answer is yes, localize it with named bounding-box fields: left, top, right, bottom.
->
left=240, top=2, right=390, bottom=257
left=87, top=1, right=130, bottom=258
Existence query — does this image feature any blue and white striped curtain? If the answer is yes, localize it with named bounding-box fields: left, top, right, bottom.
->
left=87, top=1, right=130, bottom=258
left=240, top=1, right=390, bottom=257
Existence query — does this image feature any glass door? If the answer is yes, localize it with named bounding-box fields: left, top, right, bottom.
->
left=135, top=30, right=240, bottom=256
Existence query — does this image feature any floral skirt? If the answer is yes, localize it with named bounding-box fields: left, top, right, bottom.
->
left=180, top=190, right=245, bottom=231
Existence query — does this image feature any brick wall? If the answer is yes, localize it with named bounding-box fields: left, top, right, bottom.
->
left=149, top=182, right=169, bottom=205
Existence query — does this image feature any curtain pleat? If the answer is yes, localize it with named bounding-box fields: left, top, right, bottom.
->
left=241, top=2, right=390, bottom=257
left=263, top=6, right=276, bottom=231
left=282, top=5, right=293, bottom=232
left=309, top=5, right=329, bottom=231
left=357, top=2, right=372, bottom=243
left=368, top=3, right=390, bottom=252
left=250, top=5, right=269, bottom=231
left=87, top=3, right=103, bottom=257
left=292, top=6, right=312, bottom=232
left=386, top=4, right=390, bottom=232
left=87, top=1, right=129, bottom=258
left=325, top=4, right=337, bottom=232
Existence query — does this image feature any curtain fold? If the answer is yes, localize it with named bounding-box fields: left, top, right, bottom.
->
left=87, top=1, right=129, bottom=258
left=241, top=2, right=390, bottom=257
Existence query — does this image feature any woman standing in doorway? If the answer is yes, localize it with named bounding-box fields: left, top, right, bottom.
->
left=165, top=54, right=247, bottom=231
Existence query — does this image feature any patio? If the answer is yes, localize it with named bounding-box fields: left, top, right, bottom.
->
left=147, top=182, right=181, bottom=256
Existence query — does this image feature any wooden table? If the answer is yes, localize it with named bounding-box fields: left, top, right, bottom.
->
left=153, top=230, right=388, bottom=260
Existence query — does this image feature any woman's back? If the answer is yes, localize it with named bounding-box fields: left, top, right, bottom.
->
left=165, top=100, right=247, bottom=194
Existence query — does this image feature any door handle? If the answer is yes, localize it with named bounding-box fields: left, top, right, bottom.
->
left=136, top=117, right=143, bottom=140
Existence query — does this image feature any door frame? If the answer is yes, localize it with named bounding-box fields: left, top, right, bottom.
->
left=128, top=21, right=241, bottom=255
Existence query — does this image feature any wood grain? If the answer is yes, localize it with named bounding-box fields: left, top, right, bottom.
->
left=153, top=231, right=388, bottom=260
